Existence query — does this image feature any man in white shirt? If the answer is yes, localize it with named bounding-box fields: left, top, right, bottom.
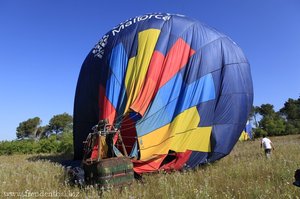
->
left=261, top=135, right=275, bottom=158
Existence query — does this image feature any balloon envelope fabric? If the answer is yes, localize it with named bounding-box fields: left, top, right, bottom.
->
left=73, top=13, right=253, bottom=173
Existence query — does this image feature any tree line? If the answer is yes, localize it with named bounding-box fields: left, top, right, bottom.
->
left=250, top=96, right=300, bottom=137
left=16, top=112, right=73, bottom=140
left=0, top=113, right=73, bottom=155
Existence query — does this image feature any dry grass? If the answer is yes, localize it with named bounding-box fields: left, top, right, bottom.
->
left=1, top=135, right=300, bottom=198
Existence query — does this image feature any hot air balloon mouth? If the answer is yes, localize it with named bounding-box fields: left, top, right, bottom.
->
left=117, top=111, right=142, bottom=158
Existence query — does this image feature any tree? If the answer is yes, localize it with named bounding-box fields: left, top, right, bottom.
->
left=280, top=97, right=300, bottom=120
left=48, top=113, right=73, bottom=134
left=16, top=117, right=42, bottom=139
left=35, top=126, right=48, bottom=140
left=249, top=105, right=260, bottom=128
left=256, top=104, right=286, bottom=136
left=257, top=104, right=275, bottom=117
left=280, top=97, right=300, bottom=134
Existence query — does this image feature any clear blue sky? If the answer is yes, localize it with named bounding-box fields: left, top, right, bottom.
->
left=1, top=0, right=299, bottom=141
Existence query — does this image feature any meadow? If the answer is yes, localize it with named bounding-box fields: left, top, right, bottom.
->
left=1, top=134, right=300, bottom=198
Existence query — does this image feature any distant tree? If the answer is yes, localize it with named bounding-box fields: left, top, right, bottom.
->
left=280, top=97, right=300, bottom=134
left=249, top=105, right=260, bottom=128
left=257, top=104, right=275, bottom=117
left=253, top=128, right=267, bottom=138
left=48, top=113, right=73, bottom=134
left=16, top=117, right=42, bottom=139
left=280, top=97, right=300, bottom=120
left=35, top=126, right=48, bottom=140
left=256, top=104, right=286, bottom=136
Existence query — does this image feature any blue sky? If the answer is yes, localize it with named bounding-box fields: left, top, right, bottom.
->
left=1, top=0, right=299, bottom=141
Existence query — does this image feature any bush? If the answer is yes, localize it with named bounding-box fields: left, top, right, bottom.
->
left=36, top=135, right=60, bottom=153
left=253, top=128, right=267, bottom=138
left=57, top=131, right=73, bottom=154
left=0, top=132, right=74, bottom=155
left=0, top=139, right=38, bottom=155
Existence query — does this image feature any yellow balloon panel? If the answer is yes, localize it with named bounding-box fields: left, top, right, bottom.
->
left=138, top=107, right=212, bottom=160
left=124, top=29, right=160, bottom=113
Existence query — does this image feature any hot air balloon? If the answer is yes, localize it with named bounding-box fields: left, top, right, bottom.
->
left=73, top=13, right=253, bottom=173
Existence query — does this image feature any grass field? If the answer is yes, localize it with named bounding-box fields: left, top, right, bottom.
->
left=1, top=134, right=300, bottom=198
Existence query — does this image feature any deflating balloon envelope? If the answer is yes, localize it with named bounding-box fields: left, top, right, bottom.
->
left=74, top=13, right=253, bottom=173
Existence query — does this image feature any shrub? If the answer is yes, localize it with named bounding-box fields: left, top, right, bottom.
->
left=252, top=128, right=264, bottom=138
left=57, top=131, right=73, bottom=154
left=0, top=132, right=74, bottom=155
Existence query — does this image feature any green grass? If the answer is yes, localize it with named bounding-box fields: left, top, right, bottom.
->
left=1, top=135, right=300, bottom=198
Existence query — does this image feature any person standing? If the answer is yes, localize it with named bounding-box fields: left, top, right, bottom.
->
left=293, top=169, right=300, bottom=187
left=261, top=135, right=275, bottom=158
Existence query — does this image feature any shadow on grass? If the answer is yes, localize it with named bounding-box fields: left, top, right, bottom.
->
left=27, top=153, right=81, bottom=168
